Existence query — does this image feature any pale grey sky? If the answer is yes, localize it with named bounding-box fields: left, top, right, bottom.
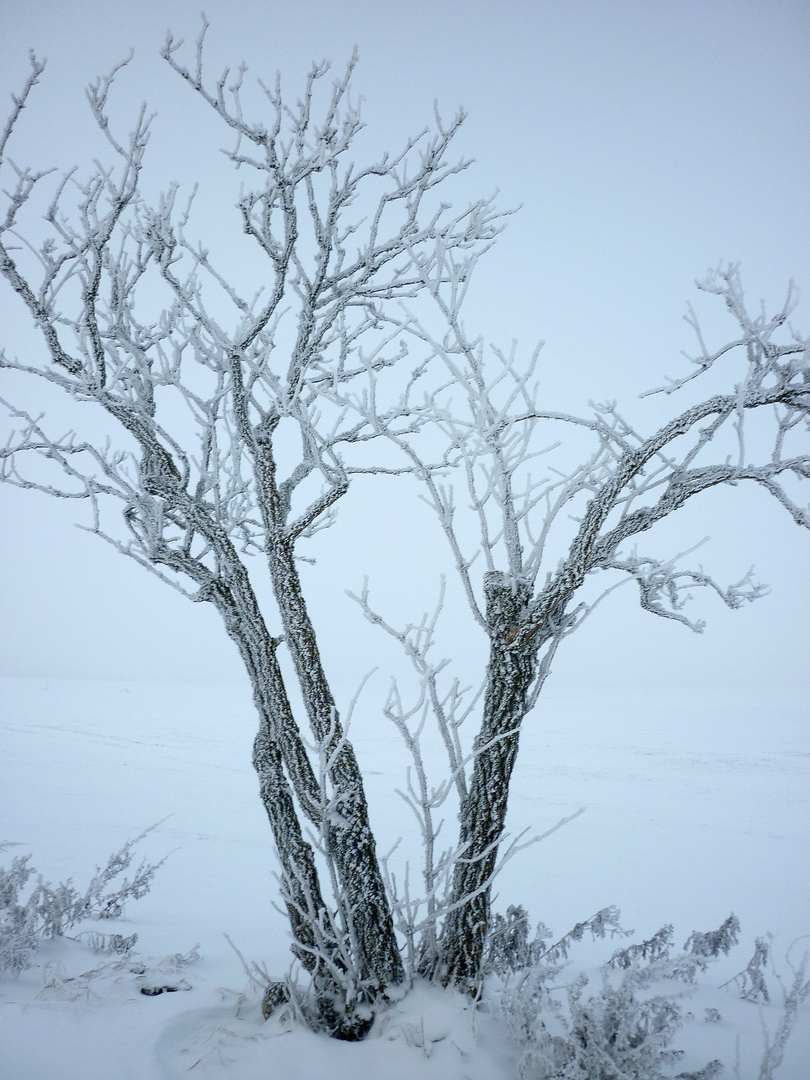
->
left=1, top=0, right=808, bottom=691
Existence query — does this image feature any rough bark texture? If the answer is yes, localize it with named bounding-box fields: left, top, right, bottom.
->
left=203, top=563, right=330, bottom=968
left=437, top=571, right=536, bottom=989
left=178, top=487, right=397, bottom=1035
left=268, top=544, right=404, bottom=991
left=253, top=441, right=405, bottom=993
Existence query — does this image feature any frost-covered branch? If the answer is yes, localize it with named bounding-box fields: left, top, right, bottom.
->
left=342, top=254, right=809, bottom=988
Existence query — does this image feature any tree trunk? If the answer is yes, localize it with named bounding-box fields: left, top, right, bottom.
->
left=212, top=560, right=388, bottom=1036
left=267, top=533, right=404, bottom=990
left=205, top=571, right=333, bottom=972
left=437, top=571, right=536, bottom=990
left=252, top=445, right=404, bottom=995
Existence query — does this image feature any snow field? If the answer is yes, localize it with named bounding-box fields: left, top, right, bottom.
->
left=1, top=678, right=808, bottom=1078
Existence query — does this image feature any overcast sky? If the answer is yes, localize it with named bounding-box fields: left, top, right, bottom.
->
left=1, top=0, right=808, bottom=693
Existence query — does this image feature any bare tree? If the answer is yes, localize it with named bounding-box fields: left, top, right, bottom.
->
left=344, top=252, right=809, bottom=989
left=2, top=28, right=808, bottom=1032
left=0, top=31, right=505, bottom=1036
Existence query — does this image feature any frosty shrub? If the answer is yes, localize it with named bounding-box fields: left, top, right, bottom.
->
left=682, top=914, right=740, bottom=963
left=0, top=826, right=167, bottom=976
left=755, top=946, right=810, bottom=1080
left=495, top=909, right=734, bottom=1080
left=718, top=935, right=810, bottom=1080
left=721, top=933, right=771, bottom=1003
left=485, top=905, right=552, bottom=975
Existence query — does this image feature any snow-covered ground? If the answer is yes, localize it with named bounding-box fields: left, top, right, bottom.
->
left=2, top=677, right=808, bottom=1079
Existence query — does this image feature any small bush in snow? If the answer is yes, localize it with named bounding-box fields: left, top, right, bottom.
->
left=720, top=933, right=771, bottom=1003
left=0, top=851, right=40, bottom=976
left=485, top=905, right=553, bottom=975
left=77, top=931, right=139, bottom=957
left=494, top=909, right=737, bottom=1080
left=683, top=914, right=740, bottom=963
left=0, top=825, right=167, bottom=976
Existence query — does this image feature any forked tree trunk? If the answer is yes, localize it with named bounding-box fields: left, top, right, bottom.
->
left=437, top=572, right=536, bottom=989
left=204, top=535, right=395, bottom=1036
left=265, top=533, right=404, bottom=991
left=205, top=570, right=332, bottom=973
left=253, top=444, right=404, bottom=997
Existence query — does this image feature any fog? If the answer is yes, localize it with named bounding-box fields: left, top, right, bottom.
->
left=1, top=0, right=808, bottom=693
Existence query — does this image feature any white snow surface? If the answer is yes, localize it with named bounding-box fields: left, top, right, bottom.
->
left=1, top=677, right=808, bottom=1079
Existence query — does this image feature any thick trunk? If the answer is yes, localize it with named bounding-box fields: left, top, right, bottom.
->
left=251, top=721, right=330, bottom=971
left=253, top=445, right=404, bottom=992
left=437, top=572, right=536, bottom=990
left=265, top=528, right=404, bottom=990
left=220, top=573, right=384, bottom=1036
left=207, top=569, right=334, bottom=973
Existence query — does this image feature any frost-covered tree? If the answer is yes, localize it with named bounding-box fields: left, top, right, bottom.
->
left=350, top=254, right=810, bottom=989
left=1, top=28, right=808, bottom=1034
